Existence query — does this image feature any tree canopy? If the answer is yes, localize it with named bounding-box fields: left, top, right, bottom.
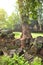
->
left=0, top=9, right=7, bottom=28
left=17, top=0, right=41, bottom=24
left=0, top=9, right=7, bottom=21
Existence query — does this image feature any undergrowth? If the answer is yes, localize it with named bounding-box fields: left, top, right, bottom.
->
left=0, top=54, right=42, bottom=65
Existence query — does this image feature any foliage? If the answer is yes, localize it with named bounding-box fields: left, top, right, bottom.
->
left=0, top=9, right=20, bottom=29
left=0, top=8, right=7, bottom=21
left=7, top=12, right=20, bottom=29
left=0, top=54, right=42, bottom=65
left=0, top=54, right=29, bottom=65
left=0, top=8, right=7, bottom=28
left=31, top=57, right=42, bottom=65
left=17, top=0, right=41, bottom=24
left=6, top=12, right=20, bottom=30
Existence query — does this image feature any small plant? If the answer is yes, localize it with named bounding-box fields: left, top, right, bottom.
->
left=0, top=54, right=29, bottom=65
left=31, top=57, right=42, bottom=65
left=0, top=54, right=42, bottom=65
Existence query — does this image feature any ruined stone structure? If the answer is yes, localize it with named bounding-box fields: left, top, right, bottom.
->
left=0, top=28, right=43, bottom=61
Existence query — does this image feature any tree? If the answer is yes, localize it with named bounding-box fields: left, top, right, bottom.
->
left=38, top=1, right=43, bottom=31
left=0, top=8, right=7, bottom=28
left=7, top=12, right=20, bottom=30
left=17, top=0, right=41, bottom=48
left=0, top=9, right=7, bottom=21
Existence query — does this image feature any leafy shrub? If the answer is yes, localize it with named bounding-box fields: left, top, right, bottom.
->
left=31, top=57, right=42, bottom=65
left=0, top=54, right=29, bottom=65
left=0, top=54, right=42, bottom=65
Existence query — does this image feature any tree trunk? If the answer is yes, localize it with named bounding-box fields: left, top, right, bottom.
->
left=18, top=0, right=32, bottom=48
left=21, top=22, right=32, bottom=39
left=40, top=24, right=42, bottom=31
left=38, top=16, right=42, bottom=31
left=20, top=22, right=32, bottom=49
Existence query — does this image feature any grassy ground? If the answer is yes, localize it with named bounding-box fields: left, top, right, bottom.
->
left=13, top=32, right=21, bottom=38
left=13, top=32, right=43, bottom=38
left=31, top=33, right=43, bottom=38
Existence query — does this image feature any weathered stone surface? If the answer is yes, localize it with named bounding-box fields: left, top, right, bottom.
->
left=30, top=36, right=43, bottom=56
left=24, top=52, right=34, bottom=62
left=34, top=36, right=43, bottom=49
left=0, top=29, right=43, bottom=61
left=30, top=45, right=37, bottom=55
left=40, top=48, right=43, bottom=56
left=8, top=49, right=16, bottom=57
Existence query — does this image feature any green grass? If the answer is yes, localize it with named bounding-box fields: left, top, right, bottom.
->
left=13, top=32, right=21, bottom=38
left=31, top=33, right=43, bottom=38
left=13, top=32, right=43, bottom=38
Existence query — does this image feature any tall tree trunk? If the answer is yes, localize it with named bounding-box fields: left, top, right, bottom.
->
left=18, top=0, right=32, bottom=48
left=20, top=22, right=32, bottom=49
left=38, top=16, right=42, bottom=31
left=21, top=22, right=32, bottom=39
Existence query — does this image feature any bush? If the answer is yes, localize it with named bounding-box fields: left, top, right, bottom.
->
left=0, top=54, right=42, bottom=65
left=31, top=57, right=42, bottom=65
left=0, top=54, right=29, bottom=65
